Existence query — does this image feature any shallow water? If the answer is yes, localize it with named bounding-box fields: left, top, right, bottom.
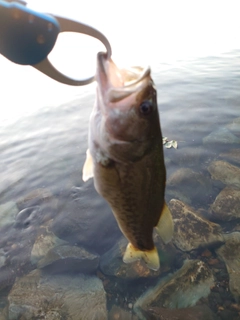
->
left=0, top=50, right=240, bottom=319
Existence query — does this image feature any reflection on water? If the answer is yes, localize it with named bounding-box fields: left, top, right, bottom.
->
left=0, top=51, right=240, bottom=319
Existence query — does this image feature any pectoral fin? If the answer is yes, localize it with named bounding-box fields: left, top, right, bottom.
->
left=156, top=201, right=174, bottom=244
left=123, top=243, right=160, bottom=271
left=82, top=149, right=94, bottom=182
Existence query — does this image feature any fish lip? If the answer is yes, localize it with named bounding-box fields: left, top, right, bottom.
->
left=96, top=52, right=151, bottom=102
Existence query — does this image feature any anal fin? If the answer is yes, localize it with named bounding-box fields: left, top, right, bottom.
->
left=156, top=201, right=174, bottom=244
left=123, top=243, right=160, bottom=271
left=82, top=149, right=94, bottom=182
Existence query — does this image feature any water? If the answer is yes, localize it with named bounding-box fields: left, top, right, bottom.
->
left=0, top=51, right=240, bottom=319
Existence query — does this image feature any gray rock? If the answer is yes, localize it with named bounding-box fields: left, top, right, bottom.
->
left=38, top=244, right=99, bottom=274
left=167, top=146, right=213, bottom=167
left=208, top=160, right=240, bottom=188
left=203, top=127, right=240, bottom=145
left=16, top=188, right=55, bottom=210
left=169, top=199, right=224, bottom=251
left=219, top=148, right=240, bottom=166
left=0, top=201, right=18, bottom=228
left=226, top=117, right=240, bottom=136
left=0, top=249, right=6, bottom=268
left=134, top=259, right=214, bottom=319
left=142, top=305, right=219, bottom=320
left=211, top=186, right=240, bottom=221
left=109, top=305, right=137, bottom=320
left=31, top=229, right=67, bottom=265
left=7, top=269, right=107, bottom=320
left=50, top=184, right=122, bottom=255
left=167, top=168, right=213, bottom=205
left=216, top=232, right=240, bottom=302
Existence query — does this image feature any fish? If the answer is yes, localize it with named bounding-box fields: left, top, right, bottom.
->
left=82, top=52, right=173, bottom=271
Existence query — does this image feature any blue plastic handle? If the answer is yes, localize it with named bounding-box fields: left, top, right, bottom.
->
left=0, top=0, right=60, bottom=65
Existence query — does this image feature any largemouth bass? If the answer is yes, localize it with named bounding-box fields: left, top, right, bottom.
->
left=82, top=52, right=173, bottom=271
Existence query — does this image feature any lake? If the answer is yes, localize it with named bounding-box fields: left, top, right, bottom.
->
left=0, top=49, right=240, bottom=319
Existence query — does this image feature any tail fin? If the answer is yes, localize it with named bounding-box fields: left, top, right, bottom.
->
left=123, top=243, right=160, bottom=271
left=156, top=201, right=174, bottom=244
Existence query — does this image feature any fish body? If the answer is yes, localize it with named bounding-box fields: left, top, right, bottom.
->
left=83, top=52, right=173, bottom=270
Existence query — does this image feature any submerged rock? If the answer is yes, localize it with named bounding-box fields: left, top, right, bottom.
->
left=166, top=146, right=213, bottom=168
left=51, top=184, right=122, bottom=255
left=134, top=259, right=214, bottom=318
left=203, top=127, right=240, bottom=145
left=167, top=168, right=213, bottom=205
left=169, top=199, right=224, bottom=251
left=143, top=305, right=218, bottom=320
left=208, top=160, right=240, bottom=188
left=31, top=229, right=67, bottom=265
left=0, top=201, right=18, bottom=228
left=226, top=117, right=240, bottom=136
left=219, top=148, right=240, bottom=166
left=7, top=269, right=107, bottom=320
left=109, top=305, right=137, bottom=320
left=216, top=232, right=240, bottom=302
left=211, top=186, right=240, bottom=221
left=38, top=244, right=99, bottom=274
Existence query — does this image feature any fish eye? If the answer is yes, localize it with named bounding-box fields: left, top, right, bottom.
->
left=139, top=100, right=153, bottom=115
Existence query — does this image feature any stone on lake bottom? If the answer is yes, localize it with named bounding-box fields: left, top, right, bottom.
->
left=134, top=259, right=214, bottom=318
left=219, top=148, right=240, bottom=166
left=143, top=305, right=218, bottom=320
left=0, top=202, right=18, bottom=229
left=31, top=229, right=67, bottom=265
left=7, top=269, right=107, bottom=320
left=167, top=168, right=213, bottom=205
left=211, top=186, right=240, bottom=221
left=169, top=199, right=224, bottom=251
left=203, top=127, right=240, bottom=145
left=208, top=160, right=240, bottom=188
left=216, top=232, right=240, bottom=303
left=37, top=244, right=99, bottom=274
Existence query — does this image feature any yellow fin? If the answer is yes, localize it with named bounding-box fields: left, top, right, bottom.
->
left=123, top=243, right=160, bottom=271
left=156, top=201, right=174, bottom=244
left=82, top=149, right=94, bottom=182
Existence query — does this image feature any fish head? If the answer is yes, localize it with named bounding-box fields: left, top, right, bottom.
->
left=93, top=52, right=162, bottom=162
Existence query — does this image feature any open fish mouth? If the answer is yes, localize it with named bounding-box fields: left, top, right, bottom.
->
left=96, top=52, right=151, bottom=102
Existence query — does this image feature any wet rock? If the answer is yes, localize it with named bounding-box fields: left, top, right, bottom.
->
left=16, top=188, right=58, bottom=227
left=169, top=199, right=224, bottom=251
left=0, top=249, right=6, bottom=268
left=134, top=259, right=214, bottom=318
left=109, top=305, right=137, bottom=320
left=208, top=160, right=240, bottom=188
left=50, top=183, right=122, bottom=254
left=143, top=305, right=218, bottom=320
left=219, top=148, right=240, bottom=166
left=0, top=201, right=18, bottom=228
left=38, top=244, right=99, bottom=274
left=211, top=186, right=240, bottom=221
left=7, top=269, right=107, bottom=320
left=203, top=128, right=240, bottom=145
left=216, top=232, right=240, bottom=302
left=14, top=206, right=42, bottom=229
left=16, top=188, right=55, bottom=210
left=100, top=237, right=160, bottom=279
left=226, top=117, right=240, bottom=136
left=167, top=168, right=213, bottom=205
left=167, top=146, right=213, bottom=167
left=31, top=229, right=67, bottom=265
